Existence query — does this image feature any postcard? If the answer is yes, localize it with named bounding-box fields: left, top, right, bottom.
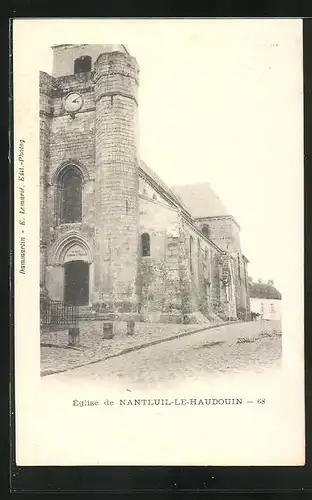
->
left=13, top=18, right=304, bottom=466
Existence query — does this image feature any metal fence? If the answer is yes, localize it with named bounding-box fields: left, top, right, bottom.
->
left=40, top=299, right=79, bottom=327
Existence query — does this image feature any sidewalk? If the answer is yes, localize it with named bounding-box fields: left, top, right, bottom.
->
left=41, top=319, right=281, bottom=377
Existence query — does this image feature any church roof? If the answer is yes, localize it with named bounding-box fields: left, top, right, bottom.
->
left=170, top=183, right=230, bottom=218
left=249, top=283, right=282, bottom=300
left=139, top=161, right=189, bottom=211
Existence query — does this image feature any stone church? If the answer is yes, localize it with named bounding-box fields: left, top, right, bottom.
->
left=40, top=44, right=250, bottom=324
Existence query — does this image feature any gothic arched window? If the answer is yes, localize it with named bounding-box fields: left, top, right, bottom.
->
left=202, top=224, right=210, bottom=238
left=141, top=233, right=150, bottom=257
left=58, top=166, right=83, bottom=223
left=74, top=55, right=92, bottom=74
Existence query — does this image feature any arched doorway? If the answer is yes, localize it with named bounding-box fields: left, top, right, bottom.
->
left=47, top=232, right=93, bottom=304
left=64, top=260, right=89, bottom=305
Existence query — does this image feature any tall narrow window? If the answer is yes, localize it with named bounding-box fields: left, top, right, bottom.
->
left=202, top=224, right=210, bottom=238
left=74, top=55, right=92, bottom=74
left=141, top=232, right=150, bottom=257
left=58, top=166, right=83, bottom=223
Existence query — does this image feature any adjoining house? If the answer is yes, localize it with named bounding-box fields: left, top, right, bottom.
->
left=249, top=280, right=282, bottom=321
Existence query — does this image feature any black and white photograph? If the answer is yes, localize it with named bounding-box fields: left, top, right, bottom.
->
left=39, top=41, right=283, bottom=381
left=13, top=19, right=304, bottom=466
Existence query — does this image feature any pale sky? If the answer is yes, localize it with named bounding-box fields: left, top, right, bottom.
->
left=15, top=18, right=304, bottom=294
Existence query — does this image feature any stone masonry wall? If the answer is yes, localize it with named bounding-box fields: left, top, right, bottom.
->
left=138, top=196, right=182, bottom=322
left=195, top=216, right=241, bottom=253
left=39, top=71, right=53, bottom=290
left=44, top=72, right=96, bottom=302
left=195, top=216, right=250, bottom=319
left=232, top=252, right=250, bottom=319
left=47, top=73, right=95, bottom=224
left=179, top=218, right=223, bottom=321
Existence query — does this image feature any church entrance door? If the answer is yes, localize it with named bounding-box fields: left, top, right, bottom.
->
left=64, top=260, right=89, bottom=305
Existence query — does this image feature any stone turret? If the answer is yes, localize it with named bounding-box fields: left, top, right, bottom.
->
left=94, top=49, right=140, bottom=315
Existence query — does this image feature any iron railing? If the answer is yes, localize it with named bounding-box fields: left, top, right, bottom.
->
left=40, top=299, right=79, bottom=327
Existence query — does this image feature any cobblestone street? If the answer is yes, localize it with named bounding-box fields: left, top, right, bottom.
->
left=42, top=320, right=282, bottom=389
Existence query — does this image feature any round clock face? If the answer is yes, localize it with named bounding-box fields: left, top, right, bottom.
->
left=64, top=92, right=83, bottom=113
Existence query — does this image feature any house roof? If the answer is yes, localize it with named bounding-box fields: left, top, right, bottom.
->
left=249, top=283, right=282, bottom=300
left=170, top=183, right=230, bottom=218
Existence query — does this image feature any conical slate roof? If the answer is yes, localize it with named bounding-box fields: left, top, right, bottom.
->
left=171, top=183, right=229, bottom=218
